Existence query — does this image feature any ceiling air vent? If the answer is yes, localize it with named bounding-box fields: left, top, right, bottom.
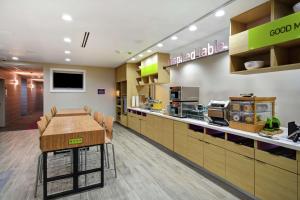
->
left=81, top=32, right=90, bottom=48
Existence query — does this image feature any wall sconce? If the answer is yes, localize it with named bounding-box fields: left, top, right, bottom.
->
left=12, top=79, right=19, bottom=85
left=116, top=90, right=120, bottom=97
left=28, top=84, right=35, bottom=89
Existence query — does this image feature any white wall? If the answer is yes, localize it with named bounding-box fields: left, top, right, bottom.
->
left=170, top=52, right=300, bottom=126
left=43, top=64, right=115, bottom=117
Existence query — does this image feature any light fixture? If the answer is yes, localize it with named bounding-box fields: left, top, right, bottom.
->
left=157, top=43, right=163, bottom=47
left=12, top=56, right=19, bottom=60
left=65, top=58, right=71, bottom=62
left=116, top=90, right=120, bottom=97
left=171, top=36, right=178, bottom=40
left=12, top=79, right=19, bottom=85
left=62, top=14, right=73, bottom=22
left=189, top=25, right=198, bottom=32
left=139, top=54, right=143, bottom=57
left=64, top=50, right=71, bottom=54
left=131, top=58, right=136, bottom=61
left=64, top=37, right=71, bottom=43
left=223, top=45, right=229, bottom=49
left=147, top=49, right=152, bottom=53
left=215, top=10, right=225, bottom=17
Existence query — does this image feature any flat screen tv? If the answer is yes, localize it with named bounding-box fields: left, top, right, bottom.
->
left=50, top=68, right=86, bottom=92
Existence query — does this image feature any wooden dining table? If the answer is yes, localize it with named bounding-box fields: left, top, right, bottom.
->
left=40, top=115, right=105, bottom=200
left=55, top=108, right=89, bottom=117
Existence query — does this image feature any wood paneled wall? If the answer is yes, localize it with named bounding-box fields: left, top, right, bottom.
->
left=0, top=68, right=43, bottom=129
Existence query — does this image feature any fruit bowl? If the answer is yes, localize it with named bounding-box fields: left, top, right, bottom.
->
left=244, top=61, right=265, bottom=70
left=293, top=2, right=300, bottom=12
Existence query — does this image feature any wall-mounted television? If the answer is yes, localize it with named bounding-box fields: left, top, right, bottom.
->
left=50, top=68, right=86, bottom=92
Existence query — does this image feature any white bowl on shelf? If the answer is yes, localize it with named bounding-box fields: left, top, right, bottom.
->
left=244, top=61, right=265, bottom=70
left=293, top=2, right=300, bottom=12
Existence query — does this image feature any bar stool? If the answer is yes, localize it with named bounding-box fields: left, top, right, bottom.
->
left=103, top=116, right=117, bottom=178
left=34, top=119, right=47, bottom=197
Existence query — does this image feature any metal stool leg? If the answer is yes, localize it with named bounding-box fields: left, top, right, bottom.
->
left=105, top=144, right=110, bottom=169
left=111, top=144, right=117, bottom=178
left=34, top=154, right=41, bottom=197
left=85, top=149, right=87, bottom=186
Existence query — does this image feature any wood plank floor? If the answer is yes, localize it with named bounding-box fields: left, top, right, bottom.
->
left=0, top=123, right=249, bottom=200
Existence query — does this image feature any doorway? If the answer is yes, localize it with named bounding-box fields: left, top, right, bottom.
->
left=0, top=79, right=5, bottom=127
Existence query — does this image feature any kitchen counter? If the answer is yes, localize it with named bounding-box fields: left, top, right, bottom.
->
left=128, top=107, right=300, bottom=151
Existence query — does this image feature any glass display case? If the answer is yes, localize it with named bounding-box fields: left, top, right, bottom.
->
left=229, top=97, right=276, bottom=133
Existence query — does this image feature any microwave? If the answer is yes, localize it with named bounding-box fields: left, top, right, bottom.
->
left=170, top=86, right=199, bottom=101
left=169, top=101, right=198, bottom=118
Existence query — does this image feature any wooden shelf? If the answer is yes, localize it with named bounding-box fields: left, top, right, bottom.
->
left=231, top=63, right=300, bottom=75
left=230, top=2, right=271, bottom=35
left=230, top=0, right=300, bottom=75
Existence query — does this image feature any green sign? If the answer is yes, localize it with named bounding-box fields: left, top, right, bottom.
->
left=249, top=12, right=300, bottom=50
left=69, top=138, right=83, bottom=145
left=141, top=63, right=158, bottom=77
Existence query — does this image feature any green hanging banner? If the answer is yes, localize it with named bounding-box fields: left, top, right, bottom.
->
left=248, top=12, right=300, bottom=50
left=141, top=63, right=158, bottom=77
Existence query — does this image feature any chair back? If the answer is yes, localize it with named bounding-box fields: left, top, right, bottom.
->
left=51, top=106, right=57, bottom=116
left=104, top=116, right=114, bottom=140
left=45, top=113, right=52, bottom=122
left=40, top=116, right=49, bottom=126
left=83, top=105, right=88, bottom=111
left=37, top=119, right=47, bottom=136
left=94, top=112, right=104, bottom=125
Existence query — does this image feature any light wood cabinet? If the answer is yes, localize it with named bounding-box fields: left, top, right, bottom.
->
left=120, top=114, right=127, bottom=127
left=158, top=117, right=174, bottom=150
left=255, top=160, right=297, bottom=200
left=186, top=136, right=204, bottom=167
left=174, top=121, right=189, bottom=158
left=140, top=115, right=147, bottom=136
left=255, top=149, right=297, bottom=174
left=226, top=151, right=255, bottom=195
left=298, top=175, right=300, bottom=200
left=128, top=114, right=140, bottom=133
left=203, top=142, right=226, bottom=179
left=225, top=140, right=254, bottom=158
left=116, top=64, right=126, bottom=82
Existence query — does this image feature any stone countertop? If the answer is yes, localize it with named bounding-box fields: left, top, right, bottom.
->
left=128, top=107, right=300, bottom=151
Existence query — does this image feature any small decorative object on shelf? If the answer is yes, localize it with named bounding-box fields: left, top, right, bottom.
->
left=229, top=96, right=276, bottom=133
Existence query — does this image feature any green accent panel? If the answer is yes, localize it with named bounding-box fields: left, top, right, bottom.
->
left=69, top=138, right=83, bottom=145
left=249, top=12, right=300, bottom=50
left=141, top=63, right=158, bottom=77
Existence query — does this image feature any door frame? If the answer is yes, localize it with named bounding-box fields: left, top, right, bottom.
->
left=0, top=78, right=5, bottom=127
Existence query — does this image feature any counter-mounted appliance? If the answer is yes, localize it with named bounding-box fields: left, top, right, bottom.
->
left=170, top=86, right=199, bottom=102
left=208, top=100, right=230, bottom=126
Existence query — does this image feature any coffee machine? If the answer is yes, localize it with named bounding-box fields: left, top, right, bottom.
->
left=207, top=100, right=230, bottom=126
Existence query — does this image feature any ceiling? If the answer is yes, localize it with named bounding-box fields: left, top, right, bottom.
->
left=0, top=0, right=267, bottom=68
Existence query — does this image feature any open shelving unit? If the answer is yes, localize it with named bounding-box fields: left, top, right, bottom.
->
left=229, top=0, right=300, bottom=75
left=135, top=53, right=169, bottom=86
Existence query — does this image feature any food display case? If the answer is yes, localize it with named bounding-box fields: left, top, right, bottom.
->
left=229, top=97, right=276, bottom=133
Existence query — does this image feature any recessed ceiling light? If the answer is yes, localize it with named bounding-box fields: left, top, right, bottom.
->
left=139, top=54, right=143, bottom=57
left=147, top=49, right=152, bottom=53
left=62, top=14, right=73, bottom=22
left=189, top=25, right=198, bottom=32
left=12, top=56, right=19, bottom=60
left=215, top=10, right=225, bottom=17
left=65, top=58, right=71, bottom=62
left=131, top=58, right=136, bottom=61
left=157, top=43, right=163, bottom=47
left=171, top=36, right=178, bottom=40
left=64, top=50, right=71, bottom=54
left=64, top=37, right=71, bottom=43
